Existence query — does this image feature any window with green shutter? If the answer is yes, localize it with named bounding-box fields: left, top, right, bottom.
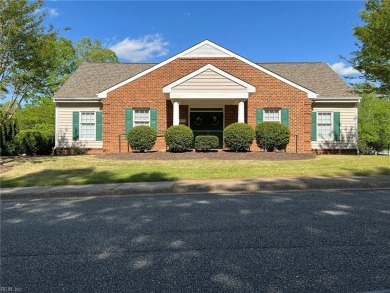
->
left=315, top=112, right=341, bottom=141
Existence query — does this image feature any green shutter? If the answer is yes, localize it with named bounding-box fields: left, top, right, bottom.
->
left=96, top=111, right=102, bottom=141
left=125, top=108, right=133, bottom=135
left=73, top=112, right=79, bottom=141
left=256, top=108, right=263, bottom=124
left=311, top=112, right=317, bottom=141
left=333, top=112, right=341, bottom=141
left=281, top=108, right=289, bottom=127
left=150, top=108, right=157, bottom=131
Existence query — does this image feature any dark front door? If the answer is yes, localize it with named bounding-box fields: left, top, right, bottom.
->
left=190, top=111, right=223, bottom=148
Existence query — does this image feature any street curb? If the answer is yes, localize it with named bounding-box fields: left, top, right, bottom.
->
left=1, top=175, right=389, bottom=200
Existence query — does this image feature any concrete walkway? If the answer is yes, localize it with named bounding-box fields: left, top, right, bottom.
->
left=1, top=175, right=389, bottom=199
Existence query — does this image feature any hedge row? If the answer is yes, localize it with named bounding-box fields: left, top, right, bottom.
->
left=127, top=122, right=290, bottom=153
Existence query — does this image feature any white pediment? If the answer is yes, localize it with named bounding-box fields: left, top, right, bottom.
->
left=181, top=44, right=232, bottom=58
left=163, top=64, right=255, bottom=100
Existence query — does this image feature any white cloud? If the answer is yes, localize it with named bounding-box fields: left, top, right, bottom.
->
left=330, top=62, right=360, bottom=75
left=46, top=8, right=59, bottom=18
left=109, top=34, right=169, bottom=62
left=34, top=7, right=59, bottom=18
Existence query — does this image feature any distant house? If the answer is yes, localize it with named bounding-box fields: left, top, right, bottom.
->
left=53, top=40, right=361, bottom=154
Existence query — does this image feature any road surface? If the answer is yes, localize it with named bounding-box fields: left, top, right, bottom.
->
left=1, top=189, right=390, bottom=292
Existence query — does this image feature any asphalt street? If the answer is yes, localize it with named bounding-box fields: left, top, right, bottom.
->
left=1, top=189, right=390, bottom=292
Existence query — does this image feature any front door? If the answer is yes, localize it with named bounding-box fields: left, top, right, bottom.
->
left=190, top=109, right=223, bottom=148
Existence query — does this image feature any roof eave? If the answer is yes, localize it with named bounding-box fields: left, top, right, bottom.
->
left=313, top=97, right=361, bottom=103
left=53, top=97, right=103, bottom=103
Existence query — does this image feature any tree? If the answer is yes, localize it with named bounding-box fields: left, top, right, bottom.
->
left=75, top=37, right=118, bottom=65
left=0, top=0, right=62, bottom=124
left=349, top=0, right=390, bottom=96
left=357, top=88, right=390, bottom=153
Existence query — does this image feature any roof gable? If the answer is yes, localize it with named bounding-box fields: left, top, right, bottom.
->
left=181, top=43, right=231, bottom=58
left=163, top=64, right=255, bottom=93
left=97, top=40, right=317, bottom=99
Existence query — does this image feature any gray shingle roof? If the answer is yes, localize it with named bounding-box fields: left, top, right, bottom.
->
left=54, top=61, right=359, bottom=99
left=258, top=62, right=359, bottom=98
left=53, top=62, right=155, bottom=99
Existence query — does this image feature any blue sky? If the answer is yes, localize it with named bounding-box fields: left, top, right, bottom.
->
left=42, top=1, right=365, bottom=77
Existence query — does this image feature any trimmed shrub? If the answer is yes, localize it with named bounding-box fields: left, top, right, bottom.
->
left=195, top=135, right=219, bottom=151
left=224, top=123, right=255, bottom=152
left=127, top=126, right=157, bottom=152
left=165, top=125, right=194, bottom=152
left=255, top=122, right=290, bottom=152
left=15, top=130, right=53, bottom=155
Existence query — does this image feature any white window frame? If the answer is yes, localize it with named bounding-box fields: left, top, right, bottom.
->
left=264, top=109, right=281, bottom=122
left=133, top=109, right=150, bottom=127
left=80, top=112, right=96, bottom=140
left=317, top=112, right=333, bottom=141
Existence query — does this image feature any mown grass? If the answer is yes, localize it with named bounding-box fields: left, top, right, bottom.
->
left=1, top=155, right=389, bottom=188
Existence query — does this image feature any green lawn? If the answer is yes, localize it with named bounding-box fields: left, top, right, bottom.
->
left=1, top=155, right=389, bottom=188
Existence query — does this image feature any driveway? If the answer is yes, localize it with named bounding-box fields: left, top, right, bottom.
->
left=1, top=189, right=390, bottom=292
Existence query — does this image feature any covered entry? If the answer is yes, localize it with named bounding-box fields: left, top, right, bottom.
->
left=190, top=108, right=224, bottom=148
left=163, top=64, right=256, bottom=128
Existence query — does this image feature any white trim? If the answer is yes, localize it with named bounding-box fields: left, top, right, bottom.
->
left=53, top=98, right=103, bottom=103
left=97, top=40, right=318, bottom=99
left=263, top=109, right=281, bottom=123
left=163, top=64, right=256, bottom=93
left=355, top=102, right=359, bottom=151
left=169, top=92, right=248, bottom=100
left=55, top=104, right=58, bottom=148
left=316, top=112, right=334, bottom=142
left=313, top=97, right=361, bottom=103
left=133, top=109, right=151, bottom=127
left=79, top=111, right=96, bottom=141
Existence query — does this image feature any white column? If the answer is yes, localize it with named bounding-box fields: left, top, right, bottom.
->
left=238, top=101, right=245, bottom=123
left=173, top=100, right=180, bottom=125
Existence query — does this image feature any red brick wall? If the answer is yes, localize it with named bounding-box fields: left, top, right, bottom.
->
left=103, top=58, right=312, bottom=153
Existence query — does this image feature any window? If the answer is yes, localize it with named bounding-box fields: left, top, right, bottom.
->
left=317, top=112, right=332, bottom=140
left=80, top=112, right=95, bottom=139
left=134, top=109, right=150, bottom=126
left=264, top=109, right=280, bottom=122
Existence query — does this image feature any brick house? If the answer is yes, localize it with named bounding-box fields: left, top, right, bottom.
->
left=53, top=40, right=361, bottom=154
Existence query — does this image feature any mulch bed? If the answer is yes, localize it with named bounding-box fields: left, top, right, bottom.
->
left=96, top=150, right=316, bottom=161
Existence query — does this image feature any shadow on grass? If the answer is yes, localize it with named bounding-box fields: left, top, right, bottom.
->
left=341, top=166, right=390, bottom=176
left=1, top=168, right=178, bottom=188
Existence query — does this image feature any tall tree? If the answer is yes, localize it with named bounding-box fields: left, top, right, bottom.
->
left=0, top=0, right=63, bottom=124
left=75, top=37, right=118, bottom=65
left=349, top=0, right=390, bottom=96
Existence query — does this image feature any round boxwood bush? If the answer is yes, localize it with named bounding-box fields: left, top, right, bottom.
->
left=255, top=122, right=290, bottom=152
left=165, top=125, right=194, bottom=152
left=224, top=123, right=255, bottom=152
left=195, top=135, right=219, bottom=151
left=127, top=126, right=157, bottom=152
